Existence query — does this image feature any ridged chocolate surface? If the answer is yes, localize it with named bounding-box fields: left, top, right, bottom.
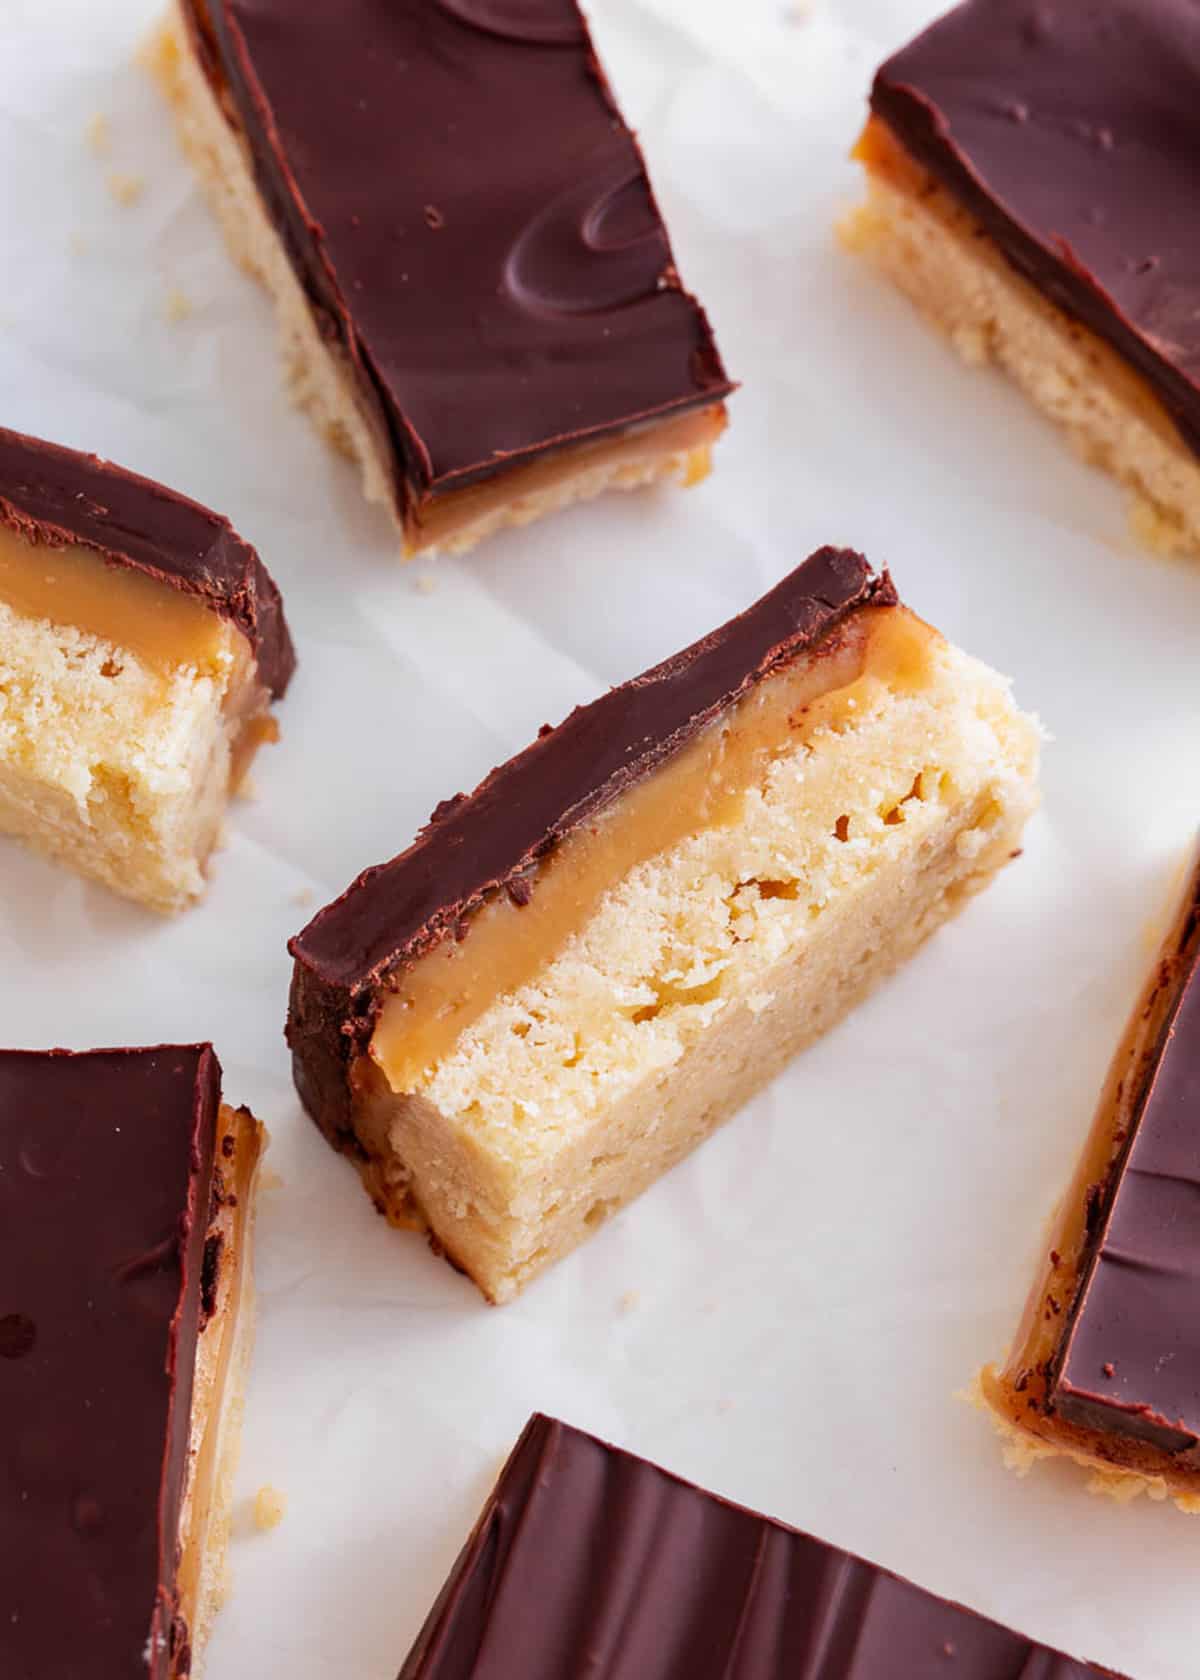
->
left=286, top=547, right=896, bottom=1151
left=1049, top=861, right=1200, bottom=1456
left=397, top=1414, right=1121, bottom=1678
left=186, top=0, right=733, bottom=512
left=0, top=426, right=295, bottom=696
left=0, top=1045, right=221, bottom=1680
left=870, top=0, right=1200, bottom=457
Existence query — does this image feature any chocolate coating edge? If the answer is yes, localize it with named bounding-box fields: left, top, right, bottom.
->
left=396, top=1414, right=1124, bottom=1678
left=0, top=425, right=296, bottom=697
left=1047, top=853, right=1200, bottom=1457
left=286, top=548, right=896, bottom=1152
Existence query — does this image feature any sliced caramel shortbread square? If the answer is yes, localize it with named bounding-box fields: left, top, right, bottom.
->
left=148, top=0, right=733, bottom=557
left=0, top=426, right=294, bottom=910
left=288, top=548, right=1039, bottom=1302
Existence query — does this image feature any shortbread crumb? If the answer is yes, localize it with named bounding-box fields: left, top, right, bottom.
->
left=165, top=285, right=194, bottom=323
left=252, top=1485, right=287, bottom=1532
left=107, top=171, right=145, bottom=207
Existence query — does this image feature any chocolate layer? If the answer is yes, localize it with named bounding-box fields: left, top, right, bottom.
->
left=1048, top=862, right=1200, bottom=1457
left=398, top=1414, right=1122, bottom=1678
left=287, top=548, right=896, bottom=1145
left=870, top=0, right=1200, bottom=457
left=182, top=0, right=733, bottom=517
left=0, top=1045, right=222, bottom=1680
left=0, top=426, right=295, bottom=696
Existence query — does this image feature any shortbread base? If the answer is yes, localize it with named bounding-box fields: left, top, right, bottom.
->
left=0, top=599, right=270, bottom=912
left=843, top=126, right=1200, bottom=561
left=341, top=634, right=1039, bottom=1302
left=147, top=7, right=722, bottom=558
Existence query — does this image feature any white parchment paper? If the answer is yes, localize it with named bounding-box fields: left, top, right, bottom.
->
left=2, top=2, right=1200, bottom=1675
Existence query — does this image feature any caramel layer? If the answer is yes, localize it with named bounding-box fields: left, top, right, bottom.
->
left=854, top=117, right=1186, bottom=455
left=370, top=605, right=939, bottom=1092
left=0, top=522, right=230, bottom=672
left=177, top=1102, right=263, bottom=1646
left=405, top=403, right=726, bottom=553
left=985, top=869, right=1200, bottom=1496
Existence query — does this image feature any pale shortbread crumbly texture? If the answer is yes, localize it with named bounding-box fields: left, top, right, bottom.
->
left=0, top=600, right=244, bottom=911
left=842, top=169, right=1200, bottom=560
left=969, top=1371, right=1200, bottom=1517
left=366, top=636, right=1039, bottom=1302
left=182, top=1108, right=265, bottom=1675
left=147, top=9, right=705, bottom=558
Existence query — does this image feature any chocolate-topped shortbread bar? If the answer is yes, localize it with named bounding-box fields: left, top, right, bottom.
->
left=149, top=1, right=734, bottom=557
left=397, top=1414, right=1125, bottom=1677
left=0, top=427, right=294, bottom=910
left=288, top=548, right=1039, bottom=1302
left=982, top=850, right=1200, bottom=1511
left=0, top=1045, right=264, bottom=1678
left=845, top=0, right=1200, bottom=558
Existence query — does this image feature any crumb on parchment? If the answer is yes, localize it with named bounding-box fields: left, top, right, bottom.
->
left=253, top=1486, right=287, bottom=1531
left=164, top=286, right=193, bottom=323
left=107, top=172, right=145, bottom=207
left=85, top=112, right=111, bottom=155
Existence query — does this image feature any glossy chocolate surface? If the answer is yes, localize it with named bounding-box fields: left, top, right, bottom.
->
left=397, top=1414, right=1121, bottom=1678
left=0, top=426, right=295, bottom=695
left=870, top=0, right=1200, bottom=457
left=0, top=1046, right=221, bottom=1679
left=187, top=0, right=733, bottom=511
left=1049, top=867, right=1200, bottom=1456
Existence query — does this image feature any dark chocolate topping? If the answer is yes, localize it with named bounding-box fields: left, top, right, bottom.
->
left=871, top=0, right=1200, bottom=457
left=0, top=426, right=295, bottom=697
left=286, top=548, right=895, bottom=1153
left=397, top=1414, right=1122, bottom=1678
left=291, top=548, right=894, bottom=992
left=0, top=1045, right=221, bottom=1680
left=186, top=0, right=733, bottom=511
left=1049, top=861, right=1200, bottom=1456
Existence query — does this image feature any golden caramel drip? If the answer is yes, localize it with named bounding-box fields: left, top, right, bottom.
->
left=405, top=403, right=727, bottom=552
left=370, top=606, right=940, bottom=1093
left=0, top=522, right=230, bottom=672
